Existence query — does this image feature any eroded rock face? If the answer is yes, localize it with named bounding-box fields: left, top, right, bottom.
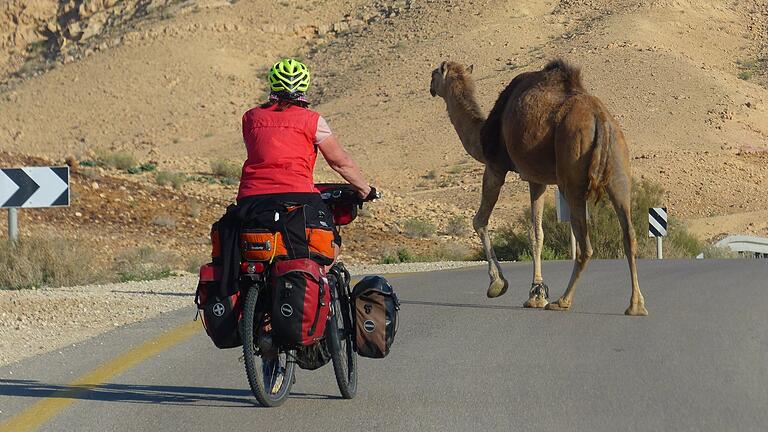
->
left=1, top=1, right=58, bottom=75
left=1, top=0, right=175, bottom=77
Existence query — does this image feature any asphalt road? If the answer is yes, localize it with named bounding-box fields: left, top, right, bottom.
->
left=2, top=259, right=767, bottom=432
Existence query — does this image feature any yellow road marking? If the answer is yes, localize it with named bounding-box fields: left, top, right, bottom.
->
left=0, top=320, right=200, bottom=432
left=0, top=269, right=431, bottom=431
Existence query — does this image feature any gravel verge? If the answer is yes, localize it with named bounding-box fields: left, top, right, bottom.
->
left=0, top=261, right=485, bottom=367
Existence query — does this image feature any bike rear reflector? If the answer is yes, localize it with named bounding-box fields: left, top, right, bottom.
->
left=241, top=262, right=266, bottom=274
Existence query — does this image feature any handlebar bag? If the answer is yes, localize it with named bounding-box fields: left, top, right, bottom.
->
left=317, top=183, right=359, bottom=226
left=195, top=263, right=243, bottom=349
left=351, top=276, right=400, bottom=358
left=270, top=258, right=330, bottom=346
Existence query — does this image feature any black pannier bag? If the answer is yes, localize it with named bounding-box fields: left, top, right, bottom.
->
left=195, top=263, right=243, bottom=349
left=351, top=276, right=400, bottom=358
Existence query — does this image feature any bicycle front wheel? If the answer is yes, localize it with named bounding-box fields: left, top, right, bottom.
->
left=242, top=285, right=296, bottom=407
left=328, top=278, right=358, bottom=399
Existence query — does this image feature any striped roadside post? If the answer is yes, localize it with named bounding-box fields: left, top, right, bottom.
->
left=648, top=207, right=668, bottom=259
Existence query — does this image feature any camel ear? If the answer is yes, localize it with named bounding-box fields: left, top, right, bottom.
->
left=467, top=64, right=474, bottom=74
left=440, top=61, right=448, bottom=79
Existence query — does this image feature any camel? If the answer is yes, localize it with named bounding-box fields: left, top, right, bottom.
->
left=429, top=59, right=647, bottom=316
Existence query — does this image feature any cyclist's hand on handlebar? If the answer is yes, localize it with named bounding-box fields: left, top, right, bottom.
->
left=363, top=186, right=381, bottom=202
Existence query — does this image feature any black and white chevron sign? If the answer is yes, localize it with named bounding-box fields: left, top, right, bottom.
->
left=0, top=167, right=69, bottom=208
left=648, top=207, right=668, bottom=237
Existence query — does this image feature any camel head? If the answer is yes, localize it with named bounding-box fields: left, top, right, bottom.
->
left=430, top=61, right=474, bottom=98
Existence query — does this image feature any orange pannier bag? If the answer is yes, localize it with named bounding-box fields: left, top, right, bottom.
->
left=239, top=226, right=335, bottom=264
left=240, top=229, right=288, bottom=262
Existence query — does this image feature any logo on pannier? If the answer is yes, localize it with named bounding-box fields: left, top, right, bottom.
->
left=212, top=303, right=226, bottom=317
left=363, top=320, right=375, bottom=333
left=364, top=304, right=372, bottom=314
left=280, top=304, right=294, bottom=317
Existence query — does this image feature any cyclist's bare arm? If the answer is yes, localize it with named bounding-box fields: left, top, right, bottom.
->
left=318, top=134, right=371, bottom=199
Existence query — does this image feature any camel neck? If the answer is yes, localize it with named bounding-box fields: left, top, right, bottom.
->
left=445, top=96, right=486, bottom=164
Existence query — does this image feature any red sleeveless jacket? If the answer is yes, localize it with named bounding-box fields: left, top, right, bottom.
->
left=237, top=104, right=320, bottom=199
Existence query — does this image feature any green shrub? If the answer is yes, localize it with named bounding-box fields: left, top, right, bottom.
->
left=114, top=247, right=179, bottom=282
left=0, top=235, right=107, bottom=289
left=210, top=159, right=241, bottom=180
left=127, top=162, right=157, bottom=174
left=490, top=179, right=702, bottom=260
left=380, top=248, right=416, bottom=264
left=402, top=218, right=436, bottom=238
left=155, top=171, right=187, bottom=189
left=445, top=215, right=468, bottom=236
left=95, top=149, right=137, bottom=171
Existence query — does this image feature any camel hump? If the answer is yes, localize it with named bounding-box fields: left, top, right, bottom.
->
left=543, top=58, right=584, bottom=91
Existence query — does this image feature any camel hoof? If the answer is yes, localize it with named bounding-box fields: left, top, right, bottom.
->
left=544, top=298, right=571, bottom=312
left=624, top=303, right=648, bottom=316
left=487, top=278, right=508, bottom=298
left=523, top=283, right=549, bottom=308
left=523, top=296, right=548, bottom=308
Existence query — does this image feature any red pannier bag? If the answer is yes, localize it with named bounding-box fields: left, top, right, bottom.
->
left=270, top=258, right=330, bottom=346
left=195, top=263, right=243, bottom=349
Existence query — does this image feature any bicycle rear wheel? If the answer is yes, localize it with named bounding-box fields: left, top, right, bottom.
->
left=242, top=285, right=296, bottom=407
left=328, top=271, right=358, bottom=399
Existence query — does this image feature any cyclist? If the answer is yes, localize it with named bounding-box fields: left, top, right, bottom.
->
left=217, top=58, right=376, bottom=286
left=231, top=58, right=377, bottom=389
left=237, top=58, right=376, bottom=257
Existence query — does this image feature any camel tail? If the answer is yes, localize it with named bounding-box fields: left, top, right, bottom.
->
left=586, top=114, right=612, bottom=202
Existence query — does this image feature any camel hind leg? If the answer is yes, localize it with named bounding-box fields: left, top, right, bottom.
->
left=523, top=182, right=549, bottom=308
left=474, top=165, right=509, bottom=298
left=606, top=171, right=648, bottom=316
left=545, top=196, right=592, bottom=311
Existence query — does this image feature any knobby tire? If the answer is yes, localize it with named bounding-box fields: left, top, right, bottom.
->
left=242, top=285, right=296, bottom=407
left=328, top=277, right=358, bottom=399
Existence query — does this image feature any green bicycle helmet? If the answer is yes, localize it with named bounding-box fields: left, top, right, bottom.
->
left=268, top=58, right=311, bottom=93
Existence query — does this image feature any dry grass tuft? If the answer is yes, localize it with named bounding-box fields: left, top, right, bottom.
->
left=155, top=171, right=187, bottom=189
left=0, top=235, right=107, bottom=289
left=210, top=159, right=241, bottom=180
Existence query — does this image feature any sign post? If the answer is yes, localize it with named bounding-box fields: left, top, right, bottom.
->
left=1, top=167, right=70, bottom=244
left=648, top=207, right=668, bottom=260
left=8, top=208, right=18, bottom=243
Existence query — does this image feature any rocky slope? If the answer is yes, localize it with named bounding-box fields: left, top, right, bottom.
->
left=1, top=0, right=767, bottom=267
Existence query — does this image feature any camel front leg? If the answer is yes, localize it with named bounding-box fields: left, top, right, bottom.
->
left=473, top=166, right=508, bottom=298
left=524, top=183, right=549, bottom=308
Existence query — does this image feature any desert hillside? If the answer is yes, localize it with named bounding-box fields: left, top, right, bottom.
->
left=1, top=0, right=767, bottom=268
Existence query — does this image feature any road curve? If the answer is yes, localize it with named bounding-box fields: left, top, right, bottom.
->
left=1, top=259, right=767, bottom=432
